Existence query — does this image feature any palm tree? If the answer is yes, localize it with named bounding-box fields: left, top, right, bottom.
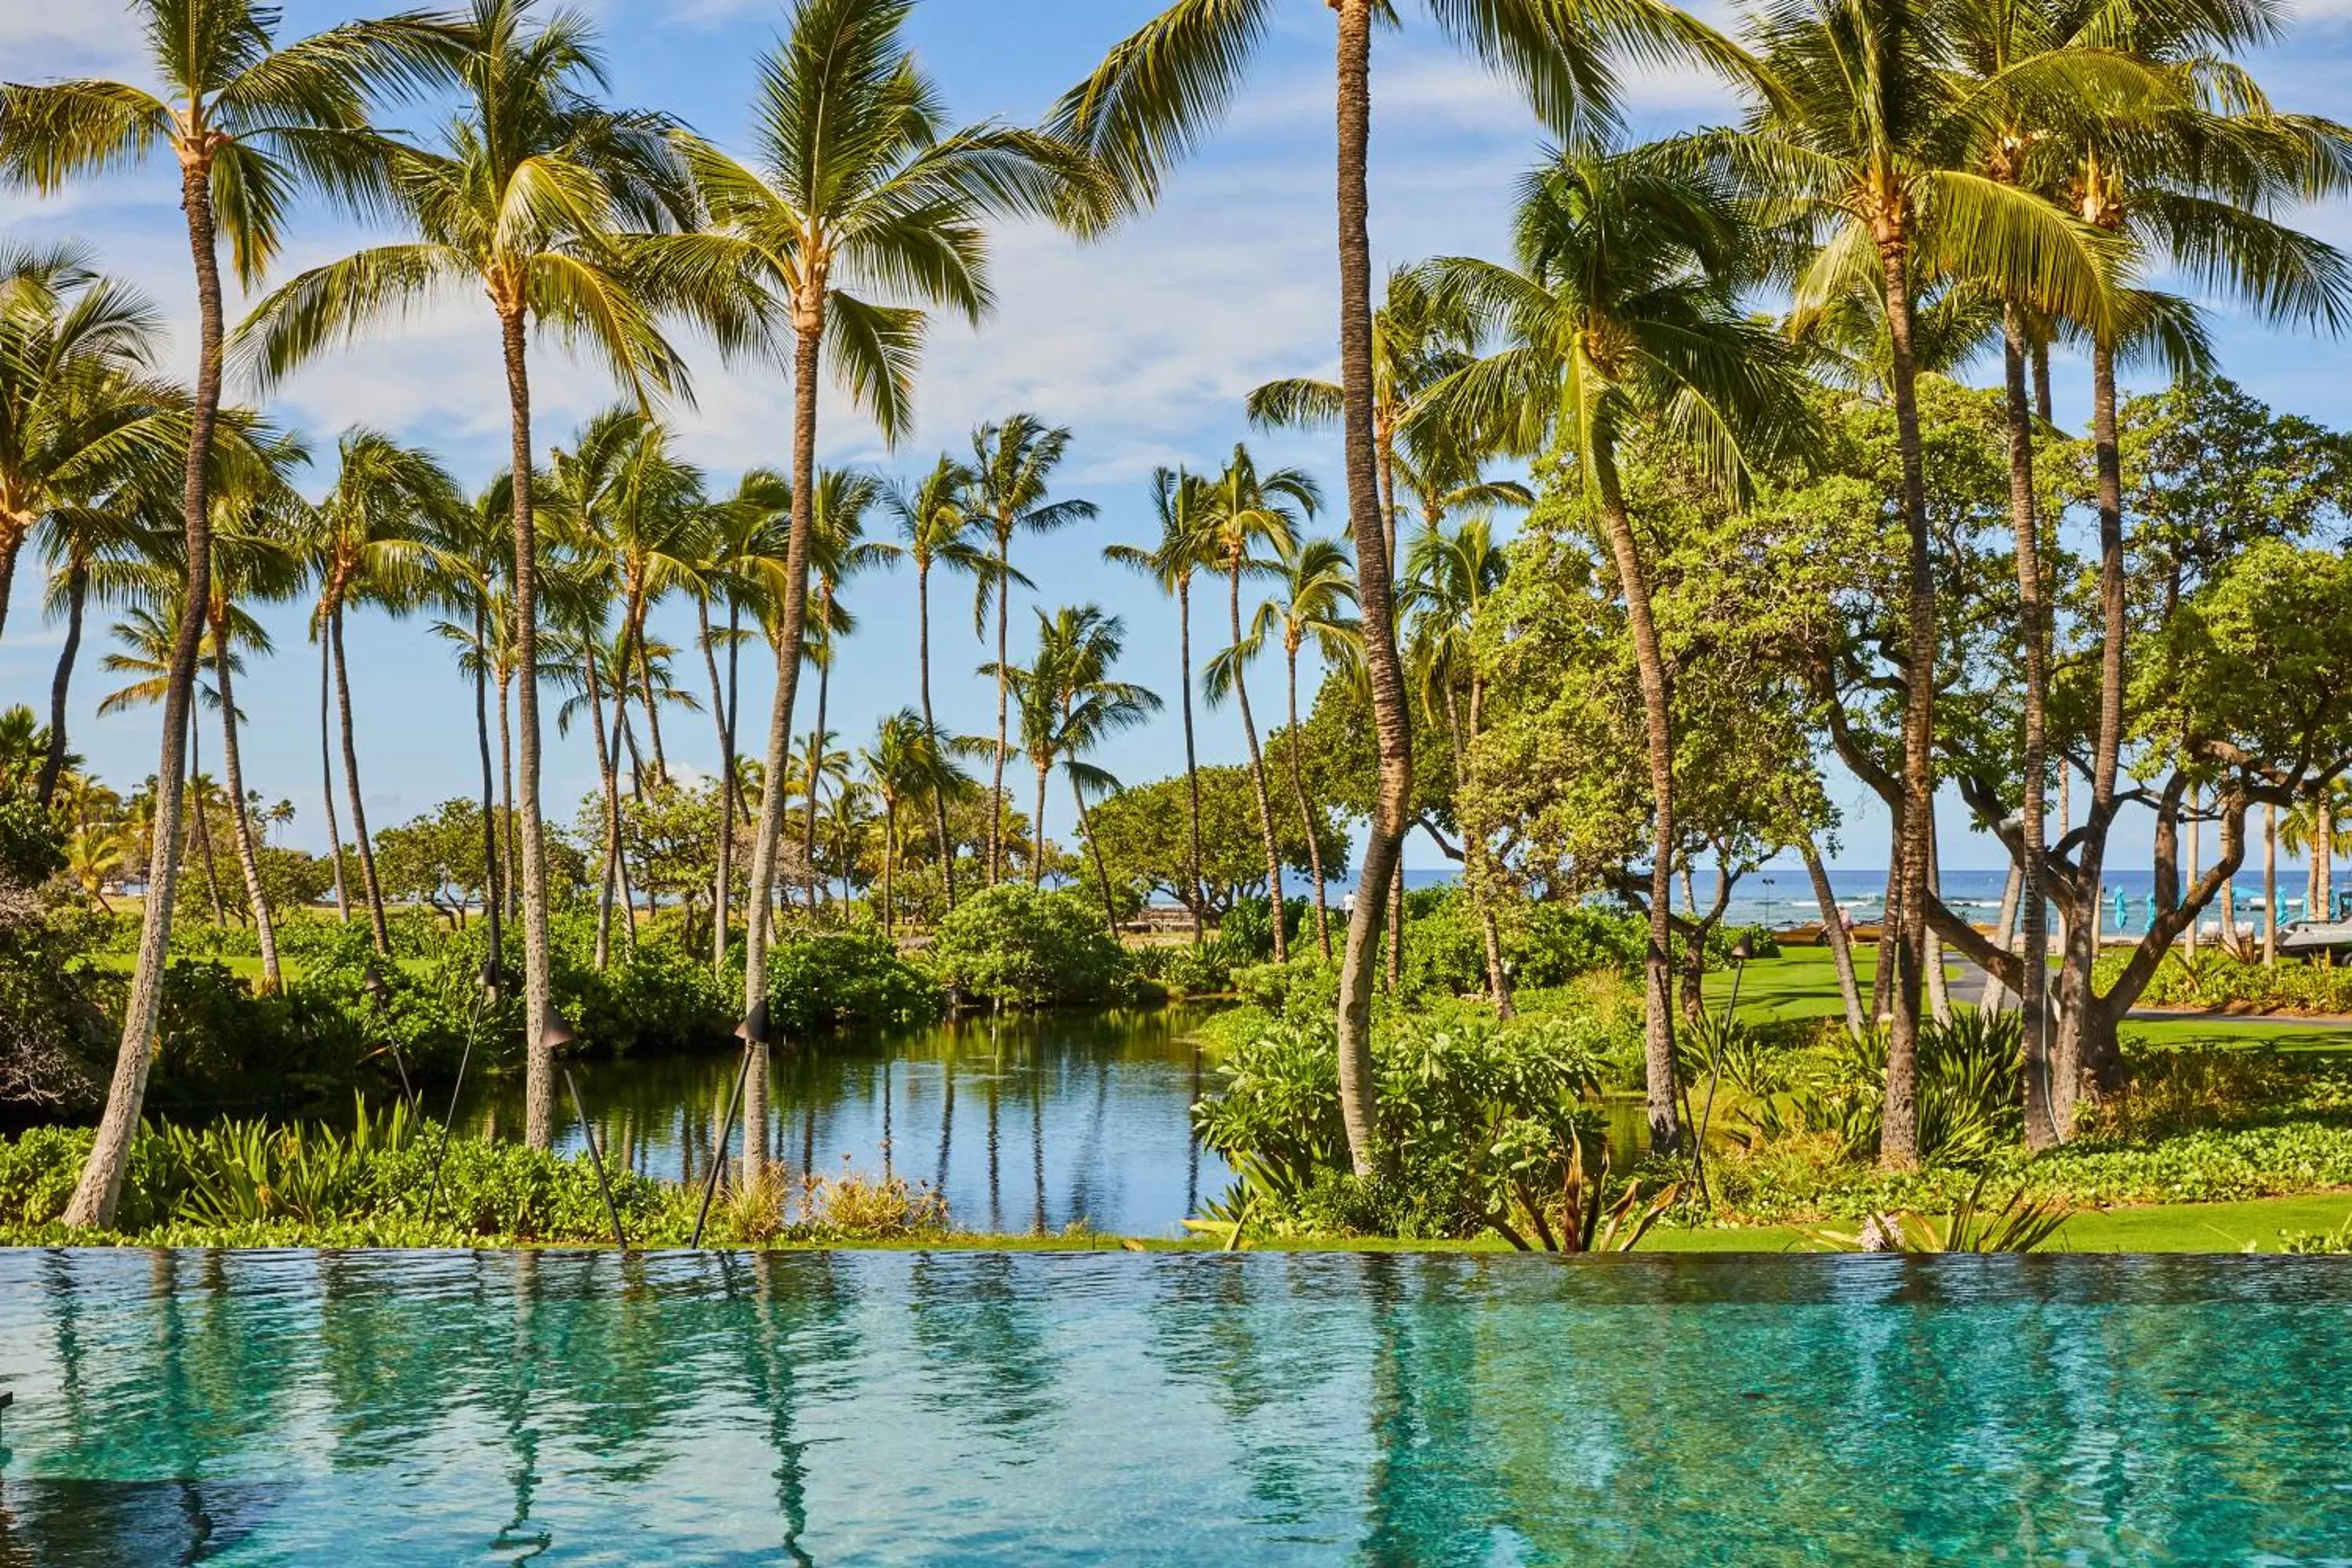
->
left=698, top=467, right=789, bottom=971
left=1200, top=445, right=1316, bottom=964
left=671, top=0, right=1080, bottom=1125
left=0, top=244, right=175, bottom=654
left=1105, top=467, right=1225, bottom=942
left=422, top=474, right=517, bottom=982
left=885, top=455, right=989, bottom=913
left=966, top=416, right=1097, bottom=886
left=1698, top=0, right=2118, bottom=1165
left=800, top=469, right=892, bottom=913
left=1003, top=605, right=1161, bottom=927
left=2, top=0, right=449, bottom=1224
left=1414, top=145, right=1800, bottom=1144
left=1403, top=515, right=1516, bottom=1016
left=234, top=0, right=761, bottom=1148
left=94, top=598, right=244, bottom=924
left=1259, top=535, right=1359, bottom=960
left=1052, top=0, right=1754, bottom=1178
left=303, top=428, right=458, bottom=952
left=860, top=707, right=971, bottom=934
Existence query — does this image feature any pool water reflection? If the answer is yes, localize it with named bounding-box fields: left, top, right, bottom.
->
left=2, top=1250, right=2350, bottom=1564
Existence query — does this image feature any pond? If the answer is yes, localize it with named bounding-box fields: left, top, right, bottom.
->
left=2, top=1250, right=2350, bottom=1563
left=470, top=1007, right=1236, bottom=1238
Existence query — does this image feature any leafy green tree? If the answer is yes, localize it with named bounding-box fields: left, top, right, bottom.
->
left=1087, top=765, right=1346, bottom=920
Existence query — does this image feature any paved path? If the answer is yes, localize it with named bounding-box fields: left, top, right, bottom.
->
left=1937, top=953, right=2352, bottom=1030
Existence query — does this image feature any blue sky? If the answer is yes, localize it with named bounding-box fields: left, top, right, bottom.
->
left=3, top=0, right=2348, bottom=875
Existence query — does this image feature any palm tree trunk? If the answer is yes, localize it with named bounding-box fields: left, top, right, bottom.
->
left=916, top=562, right=956, bottom=915
left=191, top=724, right=225, bottom=926
left=587, top=638, right=622, bottom=970
left=2000, top=307, right=2056, bottom=1149
left=1441, top=681, right=1510, bottom=1018
left=1330, top=0, right=1410, bottom=1180
left=2320, top=793, right=2336, bottom=925
left=498, top=673, right=517, bottom=922
left=1801, top=833, right=1866, bottom=1040
left=1875, top=236, right=1936, bottom=1171
left=1033, top=759, right=1051, bottom=885
left=0, top=526, right=21, bottom=648
left=637, top=633, right=668, bottom=781
left=212, top=628, right=281, bottom=992
left=742, top=307, right=828, bottom=1178
left=880, top=797, right=896, bottom=935
left=1593, top=442, right=1681, bottom=1151
left=804, top=624, right=830, bottom=911
left=317, top=627, right=350, bottom=921
left=474, top=601, right=502, bottom=989
left=499, top=303, right=557, bottom=1149
left=2264, top=802, right=2278, bottom=965
left=1074, top=776, right=1120, bottom=934
left=35, top=556, right=88, bottom=807
left=66, top=158, right=223, bottom=1229
left=1983, top=862, right=2022, bottom=1014
left=989, top=529, right=1012, bottom=886
left=1229, top=561, right=1287, bottom=964
left=1283, top=644, right=1332, bottom=960
left=333, top=606, right=393, bottom=956
left=699, top=593, right=733, bottom=974
left=1177, top=576, right=1203, bottom=944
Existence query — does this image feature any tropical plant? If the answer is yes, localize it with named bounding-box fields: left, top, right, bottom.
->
left=884, top=454, right=989, bottom=911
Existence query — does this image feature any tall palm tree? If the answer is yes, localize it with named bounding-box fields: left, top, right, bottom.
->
left=1004, top=605, right=1160, bottom=927
left=1403, top=515, right=1516, bottom=1016
left=1700, top=0, right=2118, bottom=1165
left=1200, top=445, right=1318, bottom=964
left=1414, top=146, right=1801, bottom=1145
left=966, top=415, right=1097, bottom=886
left=1258, top=535, right=1359, bottom=960
left=422, top=474, right=515, bottom=985
left=1053, top=0, right=1740, bottom=1177
left=672, top=0, right=1080, bottom=1138
left=1104, top=468, right=1225, bottom=942
left=3, top=0, right=450, bottom=1225
left=303, top=428, right=458, bottom=952
left=234, top=0, right=762, bottom=1148
left=800, top=468, right=892, bottom=913
left=94, top=597, right=248, bottom=929
left=699, top=467, right=789, bottom=971
left=885, top=455, right=989, bottom=913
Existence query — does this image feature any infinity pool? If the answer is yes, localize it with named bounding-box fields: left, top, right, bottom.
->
left=2, top=1250, right=2348, bottom=1563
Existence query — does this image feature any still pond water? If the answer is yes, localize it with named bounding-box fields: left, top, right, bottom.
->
left=2, top=1250, right=2350, bottom=1563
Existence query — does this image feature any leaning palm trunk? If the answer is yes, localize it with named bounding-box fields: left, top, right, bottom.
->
left=35, top=558, right=89, bottom=807
left=1594, top=447, right=1681, bottom=1151
left=1032, top=759, right=1051, bottom=884
left=2263, top=802, right=2278, bottom=965
left=2002, top=305, right=2054, bottom=1153
left=988, top=531, right=1013, bottom=886
left=1982, top=862, right=2023, bottom=1015
left=1330, top=0, right=1411, bottom=1180
left=473, top=601, right=502, bottom=987
left=587, top=638, right=623, bottom=969
left=1283, top=644, right=1332, bottom=959
left=333, top=607, right=393, bottom=956
left=1229, top=561, right=1288, bottom=964
left=698, top=594, right=734, bottom=973
left=499, top=303, right=558, bottom=1149
left=212, top=633, right=281, bottom=993
left=1440, top=681, right=1511, bottom=1018
left=915, top=562, right=956, bottom=914
left=1074, top=777, right=1120, bottom=935
left=191, top=723, right=226, bottom=924
left=317, top=633, right=350, bottom=920
left=1875, top=239, right=1937, bottom=1171
left=804, top=631, right=831, bottom=912
left=1801, top=833, right=1866, bottom=1040
left=65, top=163, right=225, bottom=1230
left=741, top=311, right=827, bottom=1178
left=1176, top=577, right=1204, bottom=942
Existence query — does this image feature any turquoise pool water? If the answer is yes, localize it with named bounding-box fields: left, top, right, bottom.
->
left=2, top=1250, right=2348, bottom=1563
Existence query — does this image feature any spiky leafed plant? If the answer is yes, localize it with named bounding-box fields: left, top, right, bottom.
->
left=1104, top=466, right=1225, bottom=942
left=1053, top=0, right=1758, bottom=1178
left=964, top=416, right=1098, bottom=887
left=233, top=0, right=769, bottom=1147
left=1414, top=144, right=1802, bottom=1145
left=669, top=0, right=1087, bottom=1138
left=1694, top=0, right=2121, bottom=1165
left=884, top=455, right=991, bottom=913
left=1200, top=445, right=1317, bottom=964
left=2, top=0, right=453, bottom=1225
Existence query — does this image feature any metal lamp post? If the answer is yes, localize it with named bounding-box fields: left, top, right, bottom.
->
left=550, top=1011, right=628, bottom=1250
left=360, top=961, right=419, bottom=1112
left=691, top=1012, right=765, bottom=1247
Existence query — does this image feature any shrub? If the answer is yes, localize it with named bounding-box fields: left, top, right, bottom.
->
left=926, top=884, right=1134, bottom=1007
left=793, top=1160, right=953, bottom=1240
left=1516, top=902, right=1646, bottom=985
left=1194, top=1011, right=1610, bottom=1240
left=1231, top=953, right=1339, bottom=1018
left=1214, top=895, right=1305, bottom=965
left=765, top=931, right=942, bottom=1033
left=1131, top=940, right=1234, bottom=997
left=2128, top=953, right=2352, bottom=1016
